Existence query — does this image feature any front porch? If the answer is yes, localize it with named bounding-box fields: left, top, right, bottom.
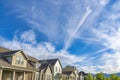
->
left=0, top=69, right=35, bottom=80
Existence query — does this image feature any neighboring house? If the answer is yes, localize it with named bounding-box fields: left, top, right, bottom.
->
left=79, top=71, right=88, bottom=80
left=39, top=63, right=52, bottom=80
left=63, top=65, right=79, bottom=80
left=62, top=71, right=76, bottom=80
left=39, top=59, right=62, bottom=80
left=0, top=47, right=39, bottom=80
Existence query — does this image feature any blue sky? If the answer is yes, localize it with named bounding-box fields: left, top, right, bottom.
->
left=0, top=0, right=120, bottom=73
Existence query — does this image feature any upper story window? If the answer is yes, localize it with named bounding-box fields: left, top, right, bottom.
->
left=59, top=68, right=60, bottom=72
left=56, top=67, right=57, bottom=72
left=46, top=75, right=51, bottom=80
left=16, top=56, right=24, bottom=65
left=36, top=63, right=41, bottom=68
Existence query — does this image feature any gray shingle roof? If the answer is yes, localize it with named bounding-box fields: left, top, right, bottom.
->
left=39, top=58, right=58, bottom=65
left=0, top=46, right=11, bottom=52
left=62, top=71, right=76, bottom=76
left=0, top=46, right=38, bottom=72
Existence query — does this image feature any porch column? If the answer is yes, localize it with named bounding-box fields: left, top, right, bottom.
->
left=23, top=72, right=26, bottom=80
left=0, top=69, right=3, bottom=80
left=32, top=72, right=35, bottom=80
left=13, top=70, right=15, bottom=80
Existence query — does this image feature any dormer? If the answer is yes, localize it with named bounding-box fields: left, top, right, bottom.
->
left=4, top=50, right=28, bottom=67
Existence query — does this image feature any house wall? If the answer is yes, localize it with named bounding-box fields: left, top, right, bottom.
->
left=2, top=70, right=13, bottom=80
left=54, top=60, right=62, bottom=76
left=40, top=66, right=52, bottom=80
left=74, top=70, right=79, bottom=80
left=45, top=66, right=52, bottom=80
left=25, top=72, right=33, bottom=80
left=12, top=52, right=27, bottom=67
left=0, top=71, right=1, bottom=79
left=70, top=73, right=75, bottom=77
left=62, top=74, right=68, bottom=80
left=69, top=73, right=76, bottom=80
left=15, top=72, right=24, bottom=80
left=53, top=60, right=62, bottom=80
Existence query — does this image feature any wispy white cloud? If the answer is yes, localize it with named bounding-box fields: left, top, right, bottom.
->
left=2, top=0, right=108, bottom=46
left=64, top=6, right=92, bottom=50
left=0, top=30, right=86, bottom=67
left=2, top=0, right=120, bottom=74
left=77, top=0, right=120, bottom=73
left=100, top=0, right=109, bottom=5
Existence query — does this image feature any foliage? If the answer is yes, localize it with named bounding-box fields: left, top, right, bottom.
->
left=84, top=73, right=120, bottom=80
left=95, top=72, right=106, bottom=80
left=85, top=73, right=94, bottom=80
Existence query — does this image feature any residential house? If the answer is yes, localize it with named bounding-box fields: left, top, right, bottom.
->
left=79, top=71, right=88, bottom=80
left=63, top=65, right=79, bottom=80
left=62, top=71, right=76, bottom=80
left=39, top=63, right=52, bottom=80
left=0, top=47, right=39, bottom=80
left=39, top=59, right=62, bottom=80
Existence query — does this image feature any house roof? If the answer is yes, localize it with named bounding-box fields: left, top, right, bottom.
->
left=79, top=71, right=88, bottom=75
left=62, top=71, right=76, bottom=76
left=1, top=50, right=29, bottom=60
left=39, top=58, right=62, bottom=68
left=28, top=55, right=38, bottom=63
left=0, top=47, right=38, bottom=72
left=63, top=65, right=77, bottom=72
left=0, top=46, right=11, bottom=52
left=0, top=59, right=37, bottom=72
left=39, top=63, right=52, bottom=73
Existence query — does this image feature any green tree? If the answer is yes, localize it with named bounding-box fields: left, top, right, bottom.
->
left=85, top=73, right=94, bottom=80
left=95, top=72, right=106, bottom=80
left=110, top=74, right=119, bottom=80
left=106, top=77, right=110, bottom=80
left=116, top=76, right=120, bottom=80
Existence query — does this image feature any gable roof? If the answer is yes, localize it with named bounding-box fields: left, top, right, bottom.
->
left=1, top=50, right=29, bottom=60
left=28, top=55, right=38, bottom=63
left=63, top=65, right=78, bottom=72
left=0, top=52, right=37, bottom=72
left=0, top=47, right=38, bottom=72
left=39, top=63, right=52, bottom=73
left=0, top=59, right=37, bottom=72
left=62, top=71, right=76, bottom=76
left=39, top=58, right=62, bottom=68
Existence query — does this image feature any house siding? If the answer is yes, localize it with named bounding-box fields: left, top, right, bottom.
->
left=53, top=60, right=62, bottom=80
left=54, top=61, right=62, bottom=75
left=2, top=70, right=13, bottom=80
left=12, top=52, right=27, bottom=67
left=40, top=65, right=52, bottom=80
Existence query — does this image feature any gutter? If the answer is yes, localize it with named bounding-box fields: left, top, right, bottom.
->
left=1, top=65, right=36, bottom=72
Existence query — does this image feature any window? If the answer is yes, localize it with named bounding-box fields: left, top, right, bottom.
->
left=59, top=68, right=60, bottom=72
left=46, top=75, right=51, bottom=80
left=16, top=56, right=24, bottom=65
left=36, top=63, right=41, bottom=68
left=36, top=74, right=39, bottom=80
left=56, top=67, right=57, bottom=72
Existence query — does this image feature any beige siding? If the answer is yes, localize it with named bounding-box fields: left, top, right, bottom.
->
left=2, top=71, right=13, bottom=80
left=70, top=73, right=75, bottom=77
left=0, top=69, right=3, bottom=80
left=12, top=51, right=27, bottom=67
left=15, top=72, right=24, bottom=80
left=45, top=66, right=52, bottom=80
left=25, top=72, right=33, bottom=80
left=40, top=66, right=52, bottom=80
